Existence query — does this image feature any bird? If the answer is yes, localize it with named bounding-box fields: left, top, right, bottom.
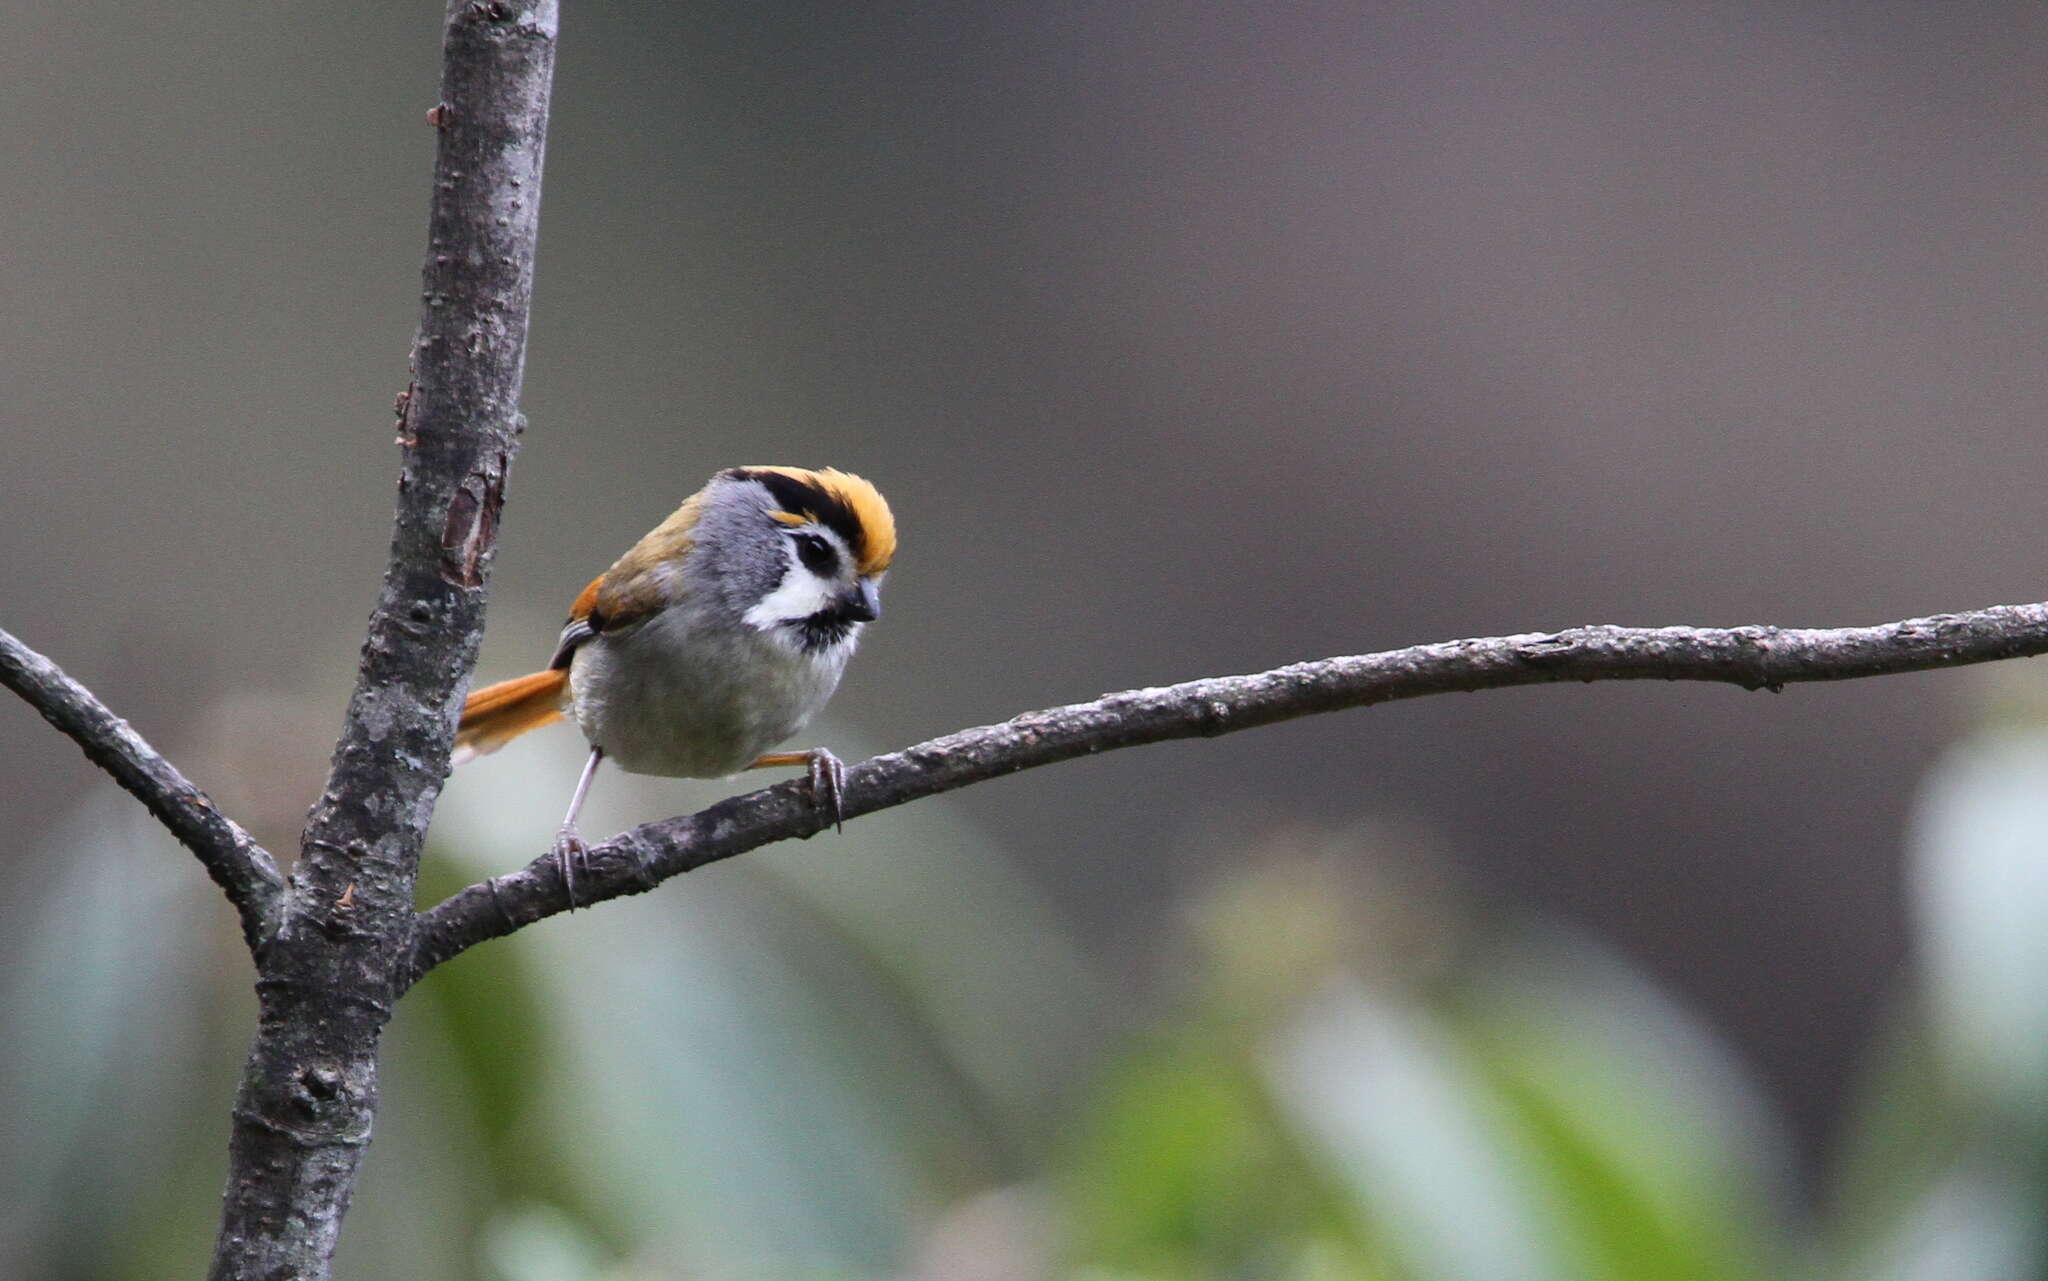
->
left=452, top=465, right=895, bottom=904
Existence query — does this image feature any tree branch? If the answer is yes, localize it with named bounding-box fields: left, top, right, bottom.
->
left=209, top=3, right=557, bottom=1278
left=0, top=626, right=285, bottom=950
left=406, top=601, right=2048, bottom=984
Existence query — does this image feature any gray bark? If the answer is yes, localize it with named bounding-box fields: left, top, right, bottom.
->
left=204, top=3, right=556, bottom=1277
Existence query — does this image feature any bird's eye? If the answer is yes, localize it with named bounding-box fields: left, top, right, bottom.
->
left=793, top=532, right=837, bottom=574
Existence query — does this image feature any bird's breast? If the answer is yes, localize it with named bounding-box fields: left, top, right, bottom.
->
left=567, top=606, right=850, bottom=778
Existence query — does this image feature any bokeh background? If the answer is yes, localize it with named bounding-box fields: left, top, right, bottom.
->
left=6, top=2, right=2048, bottom=1278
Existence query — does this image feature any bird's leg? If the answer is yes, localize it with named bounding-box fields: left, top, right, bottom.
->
left=748, top=748, right=847, bottom=833
left=555, top=746, right=604, bottom=908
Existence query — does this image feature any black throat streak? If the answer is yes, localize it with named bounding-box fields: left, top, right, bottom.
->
left=792, top=605, right=863, bottom=653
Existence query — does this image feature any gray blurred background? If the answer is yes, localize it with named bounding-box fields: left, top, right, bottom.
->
left=4, top=0, right=2044, bottom=1186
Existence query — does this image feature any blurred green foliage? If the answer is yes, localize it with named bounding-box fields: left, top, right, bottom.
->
left=9, top=697, right=2048, bottom=1280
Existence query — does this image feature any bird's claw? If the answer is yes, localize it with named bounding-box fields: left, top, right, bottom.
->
left=806, top=748, right=847, bottom=834
left=553, top=826, right=586, bottom=909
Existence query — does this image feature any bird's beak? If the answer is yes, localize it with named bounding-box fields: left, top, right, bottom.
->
left=841, top=579, right=881, bottom=623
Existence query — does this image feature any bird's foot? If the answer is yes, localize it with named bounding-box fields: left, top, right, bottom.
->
left=553, top=825, right=586, bottom=909
left=806, top=748, right=847, bottom=834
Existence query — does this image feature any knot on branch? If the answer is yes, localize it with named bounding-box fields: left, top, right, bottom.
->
left=438, top=454, right=507, bottom=587
left=1195, top=696, right=1234, bottom=735
left=1733, top=624, right=1788, bottom=692
left=1510, top=631, right=1580, bottom=663
left=296, top=1063, right=344, bottom=1105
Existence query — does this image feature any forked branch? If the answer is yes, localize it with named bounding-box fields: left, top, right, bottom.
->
left=404, top=600, right=2048, bottom=985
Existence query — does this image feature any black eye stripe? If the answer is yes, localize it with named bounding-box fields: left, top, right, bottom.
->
left=793, top=532, right=837, bottom=573
left=727, top=468, right=869, bottom=565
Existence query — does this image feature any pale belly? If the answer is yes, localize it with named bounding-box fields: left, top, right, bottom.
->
left=568, top=610, right=849, bottom=778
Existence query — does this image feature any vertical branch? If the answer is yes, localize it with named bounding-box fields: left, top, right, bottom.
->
left=207, top=3, right=558, bottom=1279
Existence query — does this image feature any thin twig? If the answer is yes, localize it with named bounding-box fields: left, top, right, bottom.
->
left=0, top=625, right=284, bottom=950
left=405, top=601, right=2048, bottom=986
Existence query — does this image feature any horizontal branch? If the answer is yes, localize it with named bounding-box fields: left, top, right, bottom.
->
left=0, top=626, right=284, bottom=950
left=404, top=600, right=2048, bottom=985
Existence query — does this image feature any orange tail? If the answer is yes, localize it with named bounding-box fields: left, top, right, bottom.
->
left=453, top=670, right=569, bottom=765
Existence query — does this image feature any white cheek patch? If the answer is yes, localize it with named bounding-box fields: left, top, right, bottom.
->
left=743, top=525, right=857, bottom=634
left=744, top=564, right=836, bottom=632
